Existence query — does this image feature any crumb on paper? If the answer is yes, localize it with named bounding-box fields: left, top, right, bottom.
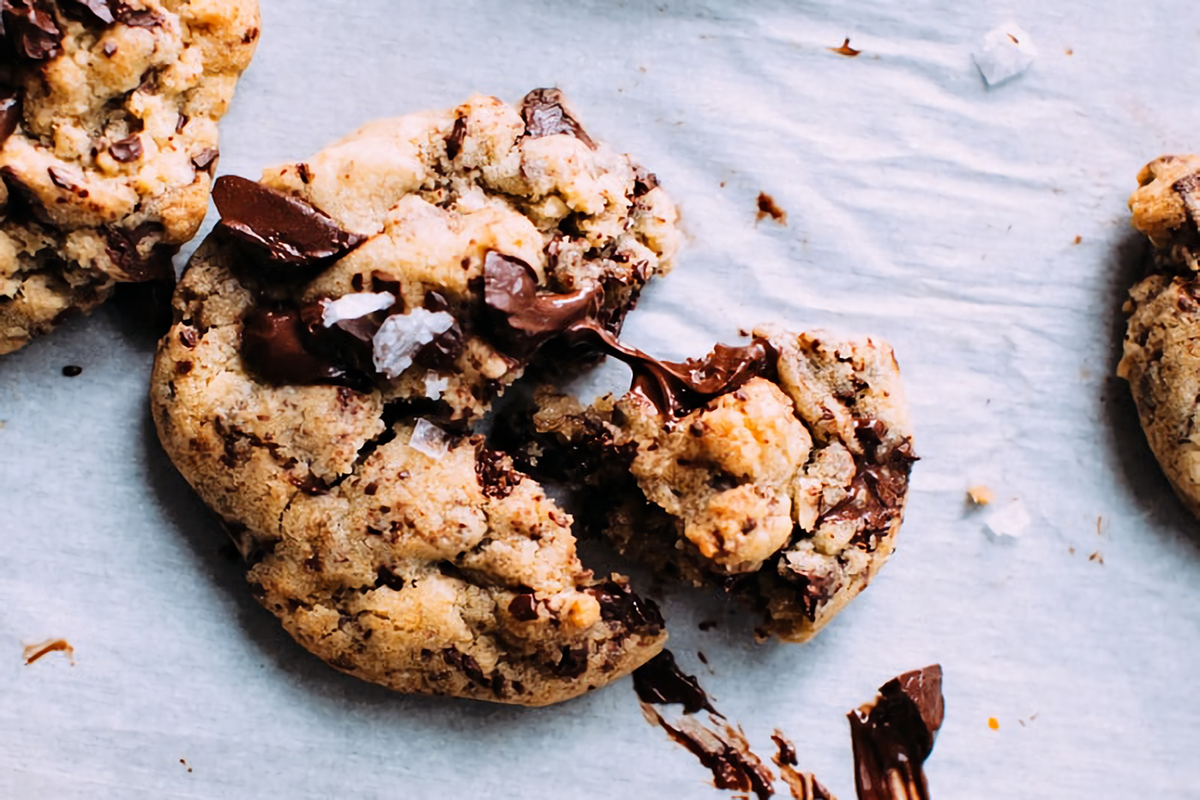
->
left=756, top=192, right=787, bottom=224
left=973, top=24, right=1038, bottom=86
left=321, top=291, right=395, bottom=340
left=424, top=371, right=450, bottom=400
left=23, top=638, right=74, bottom=665
left=967, top=485, right=995, bottom=506
left=1065, top=47, right=1073, bottom=56
left=698, top=620, right=718, bottom=631
left=372, top=309, right=455, bottom=378
left=983, top=498, right=1030, bottom=540
left=408, top=419, right=451, bottom=460
left=179, top=758, right=193, bottom=774
left=988, top=717, right=1000, bottom=731
left=61, top=365, right=82, bottom=377
left=1073, top=235, right=1082, bottom=244
left=828, top=37, right=860, bottom=57
left=1088, top=550, right=1105, bottom=565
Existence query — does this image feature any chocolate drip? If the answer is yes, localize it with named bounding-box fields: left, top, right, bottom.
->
left=568, top=323, right=776, bottom=419
left=520, top=88, right=596, bottom=149
left=240, top=306, right=370, bottom=392
left=848, top=665, right=944, bottom=800
left=817, top=426, right=917, bottom=551
left=632, top=649, right=716, bottom=715
left=0, top=86, right=20, bottom=147
left=482, top=250, right=602, bottom=358
left=212, top=175, right=366, bottom=266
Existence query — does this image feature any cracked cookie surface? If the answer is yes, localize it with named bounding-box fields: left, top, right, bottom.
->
left=150, top=90, right=677, bottom=705
left=0, top=0, right=259, bottom=354
left=1120, top=154, right=1200, bottom=516
left=506, top=327, right=915, bottom=642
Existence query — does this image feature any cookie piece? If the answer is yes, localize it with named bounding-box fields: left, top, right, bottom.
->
left=151, top=89, right=678, bottom=704
left=1119, top=156, right=1200, bottom=515
left=0, top=0, right=259, bottom=354
left=209, top=88, right=679, bottom=421
left=508, top=326, right=915, bottom=642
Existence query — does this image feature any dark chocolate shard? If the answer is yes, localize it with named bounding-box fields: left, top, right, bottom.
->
left=588, top=578, right=664, bottom=636
left=0, top=86, right=19, bottom=147
left=2, top=0, right=63, bottom=61
left=104, top=222, right=175, bottom=280
left=632, top=649, right=716, bottom=715
left=444, top=115, right=467, bottom=161
left=848, top=664, right=944, bottom=800
left=191, top=147, right=218, bottom=171
left=212, top=175, right=367, bottom=266
left=474, top=446, right=522, bottom=499
left=108, top=134, right=143, bottom=163
left=520, top=88, right=596, bottom=149
left=483, top=250, right=602, bottom=359
left=507, top=592, right=539, bottom=621
left=61, top=0, right=114, bottom=24
left=240, top=306, right=371, bottom=392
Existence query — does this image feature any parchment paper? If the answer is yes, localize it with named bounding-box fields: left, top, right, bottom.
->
left=3, top=1, right=1199, bottom=797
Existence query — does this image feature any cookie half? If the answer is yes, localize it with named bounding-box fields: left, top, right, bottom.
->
left=151, top=90, right=678, bottom=704
left=0, top=0, right=259, bottom=354
left=503, top=326, right=916, bottom=642
left=1119, top=155, right=1200, bottom=516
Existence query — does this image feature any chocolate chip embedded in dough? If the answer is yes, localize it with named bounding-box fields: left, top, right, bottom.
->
left=108, top=134, right=143, bottom=163
left=212, top=175, right=367, bottom=266
left=520, top=88, right=596, bottom=149
left=0, top=87, right=19, bottom=146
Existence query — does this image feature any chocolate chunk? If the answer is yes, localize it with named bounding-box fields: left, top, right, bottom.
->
left=108, top=134, right=143, bottom=163
left=483, top=250, right=602, bottom=359
left=414, top=324, right=464, bottom=371
left=442, top=648, right=490, bottom=688
left=507, top=592, right=539, bottom=622
left=520, top=88, right=596, bottom=149
left=849, top=665, right=944, bottom=800
left=48, top=167, right=86, bottom=196
left=444, top=115, right=467, bottom=161
left=0, top=86, right=19, bottom=147
left=475, top=447, right=521, bottom=499
left=113, top=3, right=159, bottom=28
left=191, top=147, right=218, bottom=171
left=240, top=306, right=371, bottom=392
left=632, top=649, right=716, bottom=715
left=632, top=165, right=659, bottom=197
left=589, top=579, right=664, bottom=636
left=212, top=175, right=367, bottom=266
left=374, top=566, right=405, bottom=592
left=61, top=0, right=114, bottom=24
left=819, top=437, right=918, bottom=548
left=175, top=113, right=188, bottom=134
left=549, top=645, right=589, bottom=678
left=61, top=364, right=82, bottom=377
left=104, top=222, right=174, bottom=280
left=2, top=0, right=63, bottom=61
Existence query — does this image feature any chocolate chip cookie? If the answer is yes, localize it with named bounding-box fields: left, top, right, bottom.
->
left=150, top=89, right=679, bottom=704
left=1119, top=155, right=1200, bottom=516
left=503, top=326, right=915, bottom=642
left=0, top=0, right=259, bottom=354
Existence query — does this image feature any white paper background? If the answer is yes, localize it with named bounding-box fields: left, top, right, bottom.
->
left=3, top=1, right=1199, bottom=797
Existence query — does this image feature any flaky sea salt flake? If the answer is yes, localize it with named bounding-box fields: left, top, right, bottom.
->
left=321, top=291, right=395, bottom=340
left=372, top=309, right=455, bottom=379
left=983, top=498, right=1030, bottom=541
left=408, top=419, right=451, bottom=460
left=973, top=24, right=1037, bottom=87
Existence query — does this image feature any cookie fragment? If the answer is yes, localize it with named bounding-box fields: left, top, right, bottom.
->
left=0, top=0, right=260, bottom=354
left=511, top=326, right=915, bottom=642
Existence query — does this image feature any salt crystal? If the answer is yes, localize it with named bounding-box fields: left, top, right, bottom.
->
left=371, top=309, right=455, bottom=379
left=321, top=292, right=395, bottom=340
left=408, top=418, right=451, bottom=460
left=983, top=498, right=1030, bottom=541
left=424, top=371, right=450, bottom=400
left=973, top=24, right=1037, bottom=87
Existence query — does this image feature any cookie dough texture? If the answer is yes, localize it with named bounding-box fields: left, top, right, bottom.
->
left=0, top=0, right=260, bottom=354
left=151, top=91, right=678, bottom=705
left=520, top=327, right=915, bottom=642
left=1120, top=155, right=1200, bottom=515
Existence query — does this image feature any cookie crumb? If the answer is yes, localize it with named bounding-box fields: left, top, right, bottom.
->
left=755, top=193, right=788, bottom=224
left=1088, top=550, right=1104, bottom=564
left=988, top=717, right=1000, bottom=730
left=967, top=485, right=995, bottom=506
left=23, top=638, right=74, bottom=665
left=62, top=365, right=83, bottom=377
left=179, top=758, right=193, bottom=774
left=828, top=37, right=860, bottom=57
left=1073, top=234, right=1082, bottom=244
left=698, top=620, right=718, bottom=631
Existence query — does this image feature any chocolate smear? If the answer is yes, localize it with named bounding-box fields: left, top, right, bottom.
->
left=589, top=579, right=664, bottom=636
left=633, top=649, right=717, bottom=715
left=240, top=306, right=370, bottom=392
left=2, top=0, right=63, bottom=61
left=848, top=665, right=944, bottom=800
left=483, top=250, right=602, bottom=359
left=770, top=731, right=836, bottom=800
left=108, top=134, right=143, bottom=163
left=0, top=86, right=19, bottom=147
left=521, top=88, right=596, bottom=149
left=212, top=175, right=366, bottom=266
left=641, top=703, right=776, bottom=800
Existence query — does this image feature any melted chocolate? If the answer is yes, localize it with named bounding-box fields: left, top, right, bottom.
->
left=507, top=592, right=539, bottom=621
left=104, top=222, right=174, bottom=280
left=848, top=665, right=944, bottom=800
left=521, top=88, right=596, bottom=149
left=108, top=134, right=142, bottom=163
left=0, top=86, right=19, bottom=147
left=240, top=306, right=370, bottom=391
left=475, top=447, right=521, bottom=499
left=588, top=579, right=664, bottom=636
left=633, top=649, right=716, bottom=715
left=212, top=175, right=366, bottom=266
left=483, top=250, right=602, bottom=358
left=817, top=432, right=917, bottom=551
left=2, top=0, right=63, bottom=61
left=643, top=705, right=775, bottom=800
